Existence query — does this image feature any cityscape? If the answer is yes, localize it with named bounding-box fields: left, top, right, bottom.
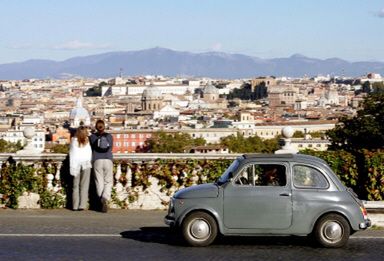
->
left=1, top=1, right=384, bottom=259
left=0, top=70, right=382, bottom=154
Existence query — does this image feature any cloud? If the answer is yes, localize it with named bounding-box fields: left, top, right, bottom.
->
left=6, top=40, right=112, bottom=50
left=211, top=42, right=223, bottom=51
left=52, top=40, right=111, bottom=50
left=7, top=43, right=35, bottom=49
left=375, top=8, right=384, bottom=18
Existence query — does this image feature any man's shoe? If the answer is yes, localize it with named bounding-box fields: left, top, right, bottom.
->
left=101, top=199, right=108, bottom=213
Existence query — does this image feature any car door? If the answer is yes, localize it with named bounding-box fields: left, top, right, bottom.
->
left=223, top=162, right=293, bottom=229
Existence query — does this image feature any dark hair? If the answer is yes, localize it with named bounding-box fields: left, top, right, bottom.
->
left=95, top=120, right=105, bottom=132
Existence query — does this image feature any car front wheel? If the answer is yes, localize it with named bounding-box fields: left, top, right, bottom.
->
left=182, top=211, right=217, bottom=247
left=314, top=213, right=350, bottom=248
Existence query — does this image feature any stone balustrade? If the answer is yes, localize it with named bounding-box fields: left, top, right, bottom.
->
left=0, top=153, right=240, bottom=209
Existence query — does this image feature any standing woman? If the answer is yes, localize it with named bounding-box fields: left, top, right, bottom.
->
left=69, top=126, right=92, bottom=211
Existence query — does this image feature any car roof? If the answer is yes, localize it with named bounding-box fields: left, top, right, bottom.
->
left=242, top=153, right=327, bottom=165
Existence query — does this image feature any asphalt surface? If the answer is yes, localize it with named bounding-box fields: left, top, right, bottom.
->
left=0, top=209, right=384, bottom=260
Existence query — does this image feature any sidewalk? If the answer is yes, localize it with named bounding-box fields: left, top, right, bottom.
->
left=0, top=209, right=168, bottom=235
left=364, top=201, right=384, bottom=227
left=0, top=205, right=383, bottom=230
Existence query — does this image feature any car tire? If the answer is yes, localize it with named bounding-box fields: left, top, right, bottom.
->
left=314, top=213, right=350, bottom=248
left=182, top=211, right=217, bottom=247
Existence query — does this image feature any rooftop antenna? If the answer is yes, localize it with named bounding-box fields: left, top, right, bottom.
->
left=119, top=68, right=123, bottom=78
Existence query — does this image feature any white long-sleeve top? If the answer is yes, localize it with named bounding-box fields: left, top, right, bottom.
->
left=69, top=137, right=92, bottom=177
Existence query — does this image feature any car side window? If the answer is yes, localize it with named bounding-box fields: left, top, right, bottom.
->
left=235, top=163, right=286, bottom=187
left=293, top=165, right=329, bottom=189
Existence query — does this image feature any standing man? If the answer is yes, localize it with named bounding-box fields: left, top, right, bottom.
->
left=90, top=120, right=113, bottom=213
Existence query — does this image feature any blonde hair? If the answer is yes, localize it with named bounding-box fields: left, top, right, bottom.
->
left=76, top=126, right=89, bottom=147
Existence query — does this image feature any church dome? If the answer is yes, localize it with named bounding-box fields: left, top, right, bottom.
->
left=203, top=84, right=219, bottom=95
left=142, top=85, right=162, bottom=99
left=69, top=97, right=91, bottom=127
left=70, top=107, right=90, bottom=120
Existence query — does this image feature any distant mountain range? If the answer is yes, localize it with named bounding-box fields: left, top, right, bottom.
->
left=1, top=47, right=384, bottom=80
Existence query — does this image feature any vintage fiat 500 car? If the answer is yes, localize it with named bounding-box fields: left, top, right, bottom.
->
left=165, top=154, right=371, bottom=248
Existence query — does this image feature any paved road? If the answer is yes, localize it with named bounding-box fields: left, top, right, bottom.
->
left=0, top=209, right=383, bottom=261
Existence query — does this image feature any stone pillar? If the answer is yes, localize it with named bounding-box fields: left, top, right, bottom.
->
left=54, top=161, right=62, bottom=192
left=47, top=174, right=55, bottom=191
left=275, top=126, right=298, bottom=154
left=115, top=163, right=124, bottom=194
left=126, top=166, right=132, bottom=188
left=16, top=127, right=41, bottom=155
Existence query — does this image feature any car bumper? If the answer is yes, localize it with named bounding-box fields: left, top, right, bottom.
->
left=164, top=215, right=175, bottom=226
left=359, top=219, right=371, bottom=229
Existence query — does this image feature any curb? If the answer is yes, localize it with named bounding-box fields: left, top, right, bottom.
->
left=364, top=201, right=384, bottom=214
left=363, top=201, right=384, bottom=227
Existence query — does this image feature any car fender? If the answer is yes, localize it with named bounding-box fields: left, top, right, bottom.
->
left=177, top=205, right=223, bottom=233
left=309, top=205, right=357, bottom=231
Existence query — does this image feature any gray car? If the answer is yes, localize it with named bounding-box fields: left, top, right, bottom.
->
left=165, top=154, right=371, bottom=248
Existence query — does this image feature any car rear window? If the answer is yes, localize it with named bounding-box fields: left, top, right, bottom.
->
left=293, top=164, right=329, bottom=189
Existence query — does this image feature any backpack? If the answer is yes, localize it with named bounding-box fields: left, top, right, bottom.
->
left=94, top=133, right=110, bottom=153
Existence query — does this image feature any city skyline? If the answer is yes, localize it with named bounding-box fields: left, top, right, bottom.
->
left=1, top=0, right=384, bottom=64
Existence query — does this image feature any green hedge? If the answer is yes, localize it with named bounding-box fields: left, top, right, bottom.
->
left=0, top=162, right=65, bottom=208
left=363, top=150, right=384, bottom=200
left=302, top=150, right=384, bottom=200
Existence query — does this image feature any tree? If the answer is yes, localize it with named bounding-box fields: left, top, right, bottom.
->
left=50, top=144, right=70, bottom=154
left=261, top=138, right=280, bottom=153
left=309, top=131, right=326, bottom=139
left=144, top=131, right=206, bottom=153
left=0, top=139, right=23, bottom=153
left=293, top=130, right=325, bottom=139
left=292, top=131, right=304, bottom=138
left=227, top=83, right=253, bottom=100
left=372, top=82, right=384, bottom=94
left=227, top=82, right=268, bottom=101
left=327, top=93, right=384, bottom=152
left=361, top=81, right=371, bottom=93
left=253, top=82, right=268, bottom=100
left=219, top=133, right=279, bottom=153
left=220, top=134, right=255, bottom=153
left=85, top=86, right=102, bottom=96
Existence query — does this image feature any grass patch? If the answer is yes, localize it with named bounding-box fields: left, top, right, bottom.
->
left=369, top=224, right=384, bottom=230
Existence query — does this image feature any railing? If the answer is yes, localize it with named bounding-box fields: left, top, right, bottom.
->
left=0, top=153, right=240, bottom=209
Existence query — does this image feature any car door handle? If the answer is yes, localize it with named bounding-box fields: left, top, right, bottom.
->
left=279, top=193, right=291, bottom=197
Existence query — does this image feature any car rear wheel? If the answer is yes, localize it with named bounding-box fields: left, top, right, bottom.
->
left=182, top=211, right=217, bottom=247
left=314, top=213, right=350, bottom=248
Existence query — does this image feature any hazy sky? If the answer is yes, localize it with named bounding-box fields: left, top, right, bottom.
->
left=1, top=0, right=384, bottom=64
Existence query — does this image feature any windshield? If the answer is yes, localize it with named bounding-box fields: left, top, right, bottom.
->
left=216, top=158, right=241, bottom=185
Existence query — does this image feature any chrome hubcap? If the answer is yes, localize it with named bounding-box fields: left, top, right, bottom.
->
left=323, top=221, right=343, bottom=242
left=190, top=219, right=210, bottom=240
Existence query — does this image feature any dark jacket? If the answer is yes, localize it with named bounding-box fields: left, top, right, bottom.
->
left=90, top=132, right=113, bottom=161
